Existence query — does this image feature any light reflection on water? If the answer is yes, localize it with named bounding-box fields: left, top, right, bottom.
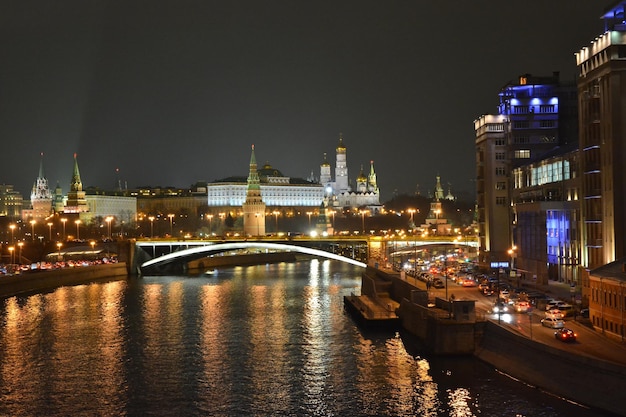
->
left=0, top=260, right=612, bottom=416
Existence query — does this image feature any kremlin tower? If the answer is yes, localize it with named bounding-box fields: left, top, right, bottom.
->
left=334, top=133, right=349, bottom=193
left=29, top=153, right=53, bottom=220
left=64, top=153, right=89, bottom=214
left=242, top=145, right=266, bottom=237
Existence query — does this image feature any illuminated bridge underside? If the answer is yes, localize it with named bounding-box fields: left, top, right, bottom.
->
left=139, top=241, right=367, bottom=273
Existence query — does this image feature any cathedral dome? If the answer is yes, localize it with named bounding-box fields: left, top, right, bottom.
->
left=336, top=134, right=346, bottom=153
left=258, top=162, right=284, bottom=178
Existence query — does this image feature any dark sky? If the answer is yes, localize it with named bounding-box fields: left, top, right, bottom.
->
left=0, top=0, right=616, bottom=202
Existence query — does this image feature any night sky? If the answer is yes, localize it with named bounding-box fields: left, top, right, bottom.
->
left=0, top=1, right=616, bottom=202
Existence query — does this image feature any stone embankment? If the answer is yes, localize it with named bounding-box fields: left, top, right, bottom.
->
left=476, top=320, right=626, bottom=416
left=351, top=265, right=626, bottom=416
left=0, top=263, right=128, bottom=299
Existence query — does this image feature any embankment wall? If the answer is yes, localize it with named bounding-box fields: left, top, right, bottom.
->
left=0, top=263, right=128, bottom=299
left=475, top=321, right=626, bottom=416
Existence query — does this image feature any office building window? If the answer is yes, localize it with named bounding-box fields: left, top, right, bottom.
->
left=514, top=150, right=531, bottom=159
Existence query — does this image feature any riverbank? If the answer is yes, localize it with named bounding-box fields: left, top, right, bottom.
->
left=0, top=262, right=128, bottom=299
left=351, top=266, right=626, bottom=416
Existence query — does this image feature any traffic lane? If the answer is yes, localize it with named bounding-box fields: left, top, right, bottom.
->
left=435, top=281, right=626, bottom=365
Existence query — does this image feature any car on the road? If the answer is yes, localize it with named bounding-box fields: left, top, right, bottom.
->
left=481, top=287, right=494, bottom=296
left=432, top=278, right=444, bottom=288
left=541, top=317, right=565, bottom=329
left=514, top=301, right=531, bottom=313
left=554, top=328, right=577, bottom=342
left=545, top=299, right=562, bottom=310
left=545, top=309, right=565, bottom=320
left=493, top=301, right=509, bottom=313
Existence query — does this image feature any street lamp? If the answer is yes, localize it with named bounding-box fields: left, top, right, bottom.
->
left=105, top=216, right=113, bottom=240
left=207, top=214, right=214, bottom=236
left=30, top=220, right=36, bottom=241
left=56, top=242, right=63, bottom=262
left=329, top=210, right=336, bottom=230
left=306, top=211, right=313, bottom=229
left=61, top=218, right=67, bottom=241
left=168, top=214, right=175, bottom=236
left=273, top=211, right=280, bottom=233
left=9, top=224, right=15, bottom=244
left=148, top=216, right=155, bottom=238
left=508, top=245, right=518, bottom=285
left=17, top=241, right=23, bottom=264
left=75, top=219, right=81, bottom=240
left=408, top=208, right=416, bottom=231
left=360, top=210, right=368, bottom=234
left=8, top=246, right=14, bottom=265
left=47, top=222, right=53, bottom=241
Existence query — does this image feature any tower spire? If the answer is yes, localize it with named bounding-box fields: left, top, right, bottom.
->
left=30, top=152, right=53, bottom=219
left=242, top=145, right=265, bottom=236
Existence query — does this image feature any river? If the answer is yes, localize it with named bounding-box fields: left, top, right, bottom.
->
left=0, top=260, right=612, bottom=416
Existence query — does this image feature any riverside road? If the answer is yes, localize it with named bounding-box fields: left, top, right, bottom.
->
left=403, top=272, right=626, bottom=367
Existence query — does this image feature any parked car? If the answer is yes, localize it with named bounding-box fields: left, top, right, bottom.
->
left=580, top=308, right=590, bottom=318
left=432, top=278, right=445, bottom=289
left=554, top=328, right=577, bottom=342
left=541, top=317, right=565, bottom=329
left=557, top=304, right=575, bottom=317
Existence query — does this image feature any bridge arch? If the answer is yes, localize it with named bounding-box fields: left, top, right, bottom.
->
left=139, top=241, right=367, bottom=274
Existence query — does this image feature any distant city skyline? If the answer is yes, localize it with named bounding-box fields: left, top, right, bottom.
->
left=0, top=1, right=615, bottom=202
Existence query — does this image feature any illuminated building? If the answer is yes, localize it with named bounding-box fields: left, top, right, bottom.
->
left=474, top=73, right=577, bottom=272
left=511, top=144, right=581, bottom=286
left=207, top=163, right=323, bottom=208
left=321, top=133, right=381, bottom=213
left=576, top=2, right=626, bottom=271
left=0, top=184, right=23, bottom=219
left=575, top=1, right=626, bottom=337
left=21, top=153, right=53, bottom=221
left=420, top=176, right=452, bottom=235
left=64, top=153, right=89, bottom=215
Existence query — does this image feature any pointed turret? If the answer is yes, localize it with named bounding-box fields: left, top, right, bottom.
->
left=65, top=153, right=89, bottom=214
left=368, top=160, right=378, bottom=192
left=434, top=175, right=445, bottom=201
left=334, top=133, right=349, bottom=193
left=356, top=164, right=367, bottom=192
left=242, top=145, right=266, bottom=236
left=30, top=152, right=53, bottom=219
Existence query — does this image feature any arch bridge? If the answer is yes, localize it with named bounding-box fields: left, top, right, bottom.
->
left=132, top=236, right=477, bottom=275
left=133, top=238, right=369, bottom=275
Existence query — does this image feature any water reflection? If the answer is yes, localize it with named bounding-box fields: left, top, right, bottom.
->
left=0, top=262, right=613, bottom=417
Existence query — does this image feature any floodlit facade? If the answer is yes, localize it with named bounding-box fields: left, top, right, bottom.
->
left=575, top=1, right=626, bottom=336
left=474, top=73, right=577, bottom=274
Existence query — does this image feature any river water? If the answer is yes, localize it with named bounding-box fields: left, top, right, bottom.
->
left=0, top=260, right=612, bottom=416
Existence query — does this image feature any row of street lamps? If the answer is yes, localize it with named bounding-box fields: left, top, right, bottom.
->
left=6, top=216, right=117, bottom=243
